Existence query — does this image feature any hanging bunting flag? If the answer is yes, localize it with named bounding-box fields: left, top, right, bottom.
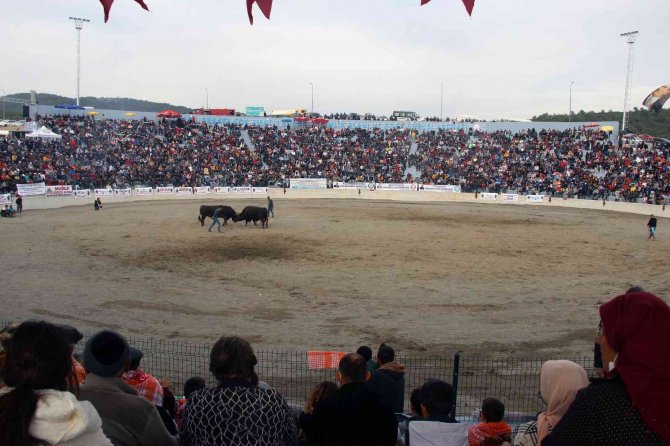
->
left=421, top=0, right=475, bottom=17
left=99, top=0, right=149, bottom=23
left=247, top=0, right=273, bottom=25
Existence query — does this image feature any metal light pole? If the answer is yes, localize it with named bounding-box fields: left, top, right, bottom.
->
left=440, top=83, right=443, bottom=121
left=69, top=17, right=90, bottom=106
left=309, top=82, right=314, bottom=115
left=620, top=31, right=639, bottom=132
left=205, top=88, right=209, bottom=110
left=0, top=89, right=5, bottom=120
left=569, top=81, right=574, bottom=122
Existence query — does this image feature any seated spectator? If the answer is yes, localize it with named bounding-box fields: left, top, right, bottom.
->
left=179, top=336, right=298, bottom=446
left=57, top=323, right=87, bottom=386
left=356, top=345, right=377, bottom=375
left=308, top=352, right=398, bottom=446
left=0, top=322, right=19, bottom=386
left=398, top=388, right=423, bottom=444
left=78, top=330, right=177, bottom=446
left=367, top=343, right=405, bottom=413
left=543, top=292, right=669, bottom=445
left=298, top=381, right=338, bottom=445
left=0, top=321, right=112, bottom=445
left=122, top=346, right=164, bottom=406
left=468, top=398, right=512, bottom=446
left=157, top=385, right=178, bottom=435
left=512, top=360, right=588, bottom=446
left=404, top=379, right=468, bottom=446
left=175, top=376, right=206, bottom=428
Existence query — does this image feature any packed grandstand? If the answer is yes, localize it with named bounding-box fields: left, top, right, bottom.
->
left=1, top=115, right=669, bottom=205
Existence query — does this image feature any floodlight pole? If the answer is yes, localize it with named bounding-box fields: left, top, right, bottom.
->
left=309, top=82, right=314, bottom=115
left=569, top=81, right=574, bottom=122
left=440, top=83, right=443, bottom=121
left=620, top=31, right=638, bottom=132
left=69, top=17, right=90, bottom=106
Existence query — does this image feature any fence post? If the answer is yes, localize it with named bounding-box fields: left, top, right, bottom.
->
left=451, top=351, right=461, bottom=419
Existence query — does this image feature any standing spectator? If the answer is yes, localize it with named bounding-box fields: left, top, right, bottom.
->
left=307, top=353, right=397, bottom=446
left=180, top=336, right=298, bottom=446
left=468, top=398, right=512, bottom=446
left=367, top=343, right=405, bottom=414
left=543, top=292, right=669, bottom=445
left=355, top=345, right=377, bottom=375
left=647, top=214, right=657, bottom=240
left=0, top=321, right=112, bottom=446
left=267, top=196, right=275, bottom=217
left=513, top=360, right=588, bottom=446
left=15, top=195, right=22, bottom=214
left=122, top=347, right=164, bottom=407
left=78, top=330, right=177, bottom=446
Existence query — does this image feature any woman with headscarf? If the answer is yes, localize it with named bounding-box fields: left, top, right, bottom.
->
left=543, top=292, right=669, bottom=445
left=512, top=360, right=589, bottom=446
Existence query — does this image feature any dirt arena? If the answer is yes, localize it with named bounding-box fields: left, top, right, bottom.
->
left=1, top=198, right=668, bottom=355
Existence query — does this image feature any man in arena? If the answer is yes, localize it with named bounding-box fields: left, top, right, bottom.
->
left=208, top=206, right=223, bottom=232
left=647, top=214, right=657, bottom=240
left=267, top=196, right=274, bottom=217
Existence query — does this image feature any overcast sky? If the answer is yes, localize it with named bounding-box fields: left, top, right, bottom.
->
left=2, top=0, right=668, bottom=118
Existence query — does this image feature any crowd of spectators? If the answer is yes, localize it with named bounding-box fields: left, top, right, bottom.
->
left=0, top=289, right=668, bottom=445
left=1, top=115, right=669, bottom=203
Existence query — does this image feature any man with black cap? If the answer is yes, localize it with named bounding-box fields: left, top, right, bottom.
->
left=78, top=330, right=177, bottom=446
left=122, top=346, right=164, bottom=407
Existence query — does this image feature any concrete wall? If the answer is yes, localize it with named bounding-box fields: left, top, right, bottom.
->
left=17, top=189, right=667, bottom=219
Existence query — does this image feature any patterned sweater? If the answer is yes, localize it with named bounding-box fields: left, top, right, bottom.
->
left=179, top=379, right=298, bottom=446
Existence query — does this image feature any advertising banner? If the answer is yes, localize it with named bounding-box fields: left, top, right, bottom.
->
left=0, top=194, right=11, bottom=204
left=290, top=178, right=327, bottom=189
left=252, top=187, right=268, bottom=194
left=232, top=186, right=252, bottom=193
left=176, top=187, right=193, bottom=195
left=480, top=193, right=498, bottom=200
left=46, top=185, right=73, bottom=197
left=95, top=189, right=113, bottom=197
left=114, top=188, right=132, bottom=196
left=333, top=182, right=367, bottom=189
left=374, top=183, right=415, bottom=191
left=526, top=195, right=545, bottom=202
left=214, top=187, right=230, bottom=194
left=17, top=183, right=47, bottom=196
left=501, top=193, right=519, bottom=202
left=135, top=187, right=154, bottom=196
left=194, top=186, right=211, bottom=194
left=74, top=190, right=91, bottom=198
left=156, top=187, right=174, bottom=195
left=420, top=184, right=461, bottom=193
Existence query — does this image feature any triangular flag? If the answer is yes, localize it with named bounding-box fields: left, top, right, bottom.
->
left=99, top=0, right=149, bottom=23
left=247, top=0, right=273, bottom=25
left=421, top=0, right=475, bottom=17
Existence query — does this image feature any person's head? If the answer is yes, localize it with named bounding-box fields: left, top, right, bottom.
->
left=83, top=330, right=130, bottom=377
left=480, top=398, right=505, bottom=423
left=209, top=336, right=257, bottom=382
left=409, top=388, right=422, bottom=417
left=183, top=376, right=206, bottom=399
left=305, top=381, right=338, bottom=413
left=0, top=321, right=74, bottom=446
left=356, top=345, right=373, bottom=362
left=336, top=353, right=369, bottom=385
left=420, top=379, right=454, bottom=418
left=128, top=347, right=143, bottom=371
left=376, top=343, right=395, bottom=365
left=0, top=322, right=19, bottom=350
left=625, top=286, right=644, bottom=294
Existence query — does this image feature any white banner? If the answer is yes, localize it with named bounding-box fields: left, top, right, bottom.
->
left=501, top=193, right=519, bottom=202
left=252, top=187, right=268, bottom=194
left=374, top=183, right=415, bottom=191
left=420, top=184, right=462, bottom=193
left=290, top=178, right=328, bottom=189
left=156, top=187, right=174, bottom=195
left=135, top=187, right=154, bottom=196
left=176, top=187, right=193, bottom=195
left=480, top=192, right=498, bottom=200
left=46, top=185, right=73, bottom=197
left=95, top=189, right=113, bottom=197
left=232, top=186, right=252, bottom=194
left=115, top=188, right=132, bottom=196
left=333, top=182, right=367, bottom=189
left=0, top=194, right=11, bottom=204
left=194, top=186, right=211, bottom=194
left=526, top=195, right=545, bottom=202
left=17, top=183, right=47, bottom=196
left=74, top=190, right=91, bottom=198
left=214, top=187, right=230, bottom=194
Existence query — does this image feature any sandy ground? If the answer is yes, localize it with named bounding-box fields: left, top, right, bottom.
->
left=1, top=198, right=668, bottom=355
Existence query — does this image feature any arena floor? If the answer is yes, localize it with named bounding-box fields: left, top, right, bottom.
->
left=2, top=198, right=668, bottom=355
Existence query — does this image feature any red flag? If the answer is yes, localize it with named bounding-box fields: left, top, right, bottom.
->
left=421, top=0, right=475, bottom=17
left=99, top=0, right=149, bottom=23
left=247, top=0, right=273, bottom=25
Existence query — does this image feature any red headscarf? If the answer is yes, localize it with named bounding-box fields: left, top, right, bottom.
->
left=600, top=292, right=670, bottom=442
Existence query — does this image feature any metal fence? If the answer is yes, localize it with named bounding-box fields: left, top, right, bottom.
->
left=66, top=334, right=593, bottom=420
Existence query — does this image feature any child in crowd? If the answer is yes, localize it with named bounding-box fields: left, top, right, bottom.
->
left=175, top=376, right=206, bottom=428
left=468, top=398, right=512, bottom=446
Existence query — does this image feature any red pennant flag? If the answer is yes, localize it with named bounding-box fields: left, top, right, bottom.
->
left=247, top=0, right=273, bottom=25
left=99, top=0, right=149, bottom=23
left=421, top=0, right=475, bottom=17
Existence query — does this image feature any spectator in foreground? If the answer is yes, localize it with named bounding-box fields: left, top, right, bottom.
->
left=397, top=388, right=423, bottom=445
left=179, top=336, right=298, bottom=446
left=79, top=330, right=177, bottom=446
left=122, top=346, right=164, bottom=407
left=308, top=353, right=398, bottom=446
left=175, top=376, right=206, bottom=428
left=543, top=292, right=669, bottom=445
left=512, top=360, right=588, bottom=446
left=57, top=323, right=87, bottom=386
left=298, top=381, right=338, bottom=445
left=468, top=398, right=512, bottom=446
left=0, top=321, right=112, bottom=446
left=356, top=345, right=377, bottom=375
left=367, top=343, right=406, bottom=413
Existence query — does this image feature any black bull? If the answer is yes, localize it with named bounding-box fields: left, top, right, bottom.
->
left=233, top=206, right=269, bottom=228
left=198, top=205, right=237, bottom=227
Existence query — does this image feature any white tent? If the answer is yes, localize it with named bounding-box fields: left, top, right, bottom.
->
left=26, top=126, right=62, bottom=140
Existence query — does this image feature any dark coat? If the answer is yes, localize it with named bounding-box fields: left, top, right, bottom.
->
left=366, top=362, right=406, bottom=414
left=543, top=376, right=664, bottom=446
left=305, top=381, right=397, bottom=446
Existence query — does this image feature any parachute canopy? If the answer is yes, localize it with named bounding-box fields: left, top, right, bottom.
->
left=643, top=84, right=670, bottom=113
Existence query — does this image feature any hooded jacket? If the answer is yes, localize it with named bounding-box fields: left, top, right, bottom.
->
left=366, top=361, right=406, bottom=413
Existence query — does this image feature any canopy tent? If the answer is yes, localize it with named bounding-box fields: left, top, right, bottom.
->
left=157, top=109, right=182, bottom=118
left=124, top=112, right=137, bottom=116
left=601, top=125, right=614, bottom=132
left=26, top=126, right=62, bottom=140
